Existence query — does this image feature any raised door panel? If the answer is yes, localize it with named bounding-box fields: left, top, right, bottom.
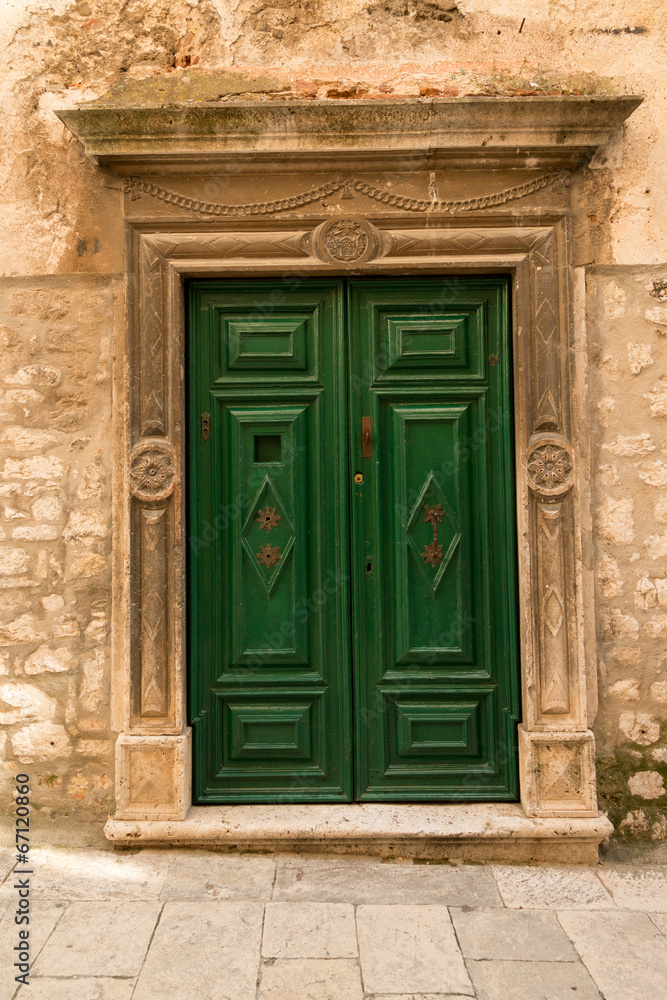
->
left=189, top=281, right=352, bottom=802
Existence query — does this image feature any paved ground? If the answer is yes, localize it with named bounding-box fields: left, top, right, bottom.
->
left=1, top=847, right=667, bottom=1000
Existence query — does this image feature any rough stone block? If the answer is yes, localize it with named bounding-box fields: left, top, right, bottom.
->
left=23, top=644, right=75, bottom=674
left=10, top=720, right=72, bottom=762
left=0, top=681, right=55, bottom=724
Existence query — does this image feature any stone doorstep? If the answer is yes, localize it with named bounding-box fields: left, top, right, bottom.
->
left=104, top=803, right=613, bottom=864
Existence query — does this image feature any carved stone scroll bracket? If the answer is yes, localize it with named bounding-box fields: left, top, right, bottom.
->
left=527, top=434, right=574, bottom=499
left=519, top=726, right=597, bottom=818
left=115, top=731, right=191, bottom=821
left=130, top=439, right=177, bottom=504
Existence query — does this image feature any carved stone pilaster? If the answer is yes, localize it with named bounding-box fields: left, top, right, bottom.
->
left=139, top=239, right=168, bottom=438
left=129, top=434, right=179, bottom=730
left=115, top=731, right=191, bottom=821
left=525, top=432, right=580, bottom=726
left=519, top=726, right=597, bottom=818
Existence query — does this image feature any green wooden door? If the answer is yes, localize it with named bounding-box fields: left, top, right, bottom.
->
left=189, top=277, right=519, bottom=803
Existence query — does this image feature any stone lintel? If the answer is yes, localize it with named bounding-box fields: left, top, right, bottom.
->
left=56, top=96, right=643, bottom=174
left=104, top=802, right=613, bottom=864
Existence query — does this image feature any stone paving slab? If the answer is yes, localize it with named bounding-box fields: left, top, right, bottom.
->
left=492, top=864, right=615, bottom=909
left=258, top=958, right=364, bottom=999
left=32, top=901, right=161, bottom=977
left=2, top=850, right=667, bottom=998
left=558, top=909, right=667, bottom=1000
left=16, top=978, right=136, bottom=1000
left=0, top=848, right=170, bottom=901
left=356, top=904, right=473, bottom=996
left=0, top=901, right=66, bottom=1000
left=596, top=865, right=667, bottom=911
left=133, top=901, right=263, bottom=1000
left=262, top=902, right=358, bottom=958
left=450, top=907, right=578, bottom=962
left=274, top=857, right=502, bottom=906
left=466, top=959, right=602, bottom=1000
left=159, top=850, right=276, bottom=901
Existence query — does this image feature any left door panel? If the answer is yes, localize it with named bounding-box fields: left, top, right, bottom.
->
left=188, top=280, right=352, bottom=802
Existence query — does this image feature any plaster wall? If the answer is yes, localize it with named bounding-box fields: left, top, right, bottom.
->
left=0, top=0, right=665, bottom=844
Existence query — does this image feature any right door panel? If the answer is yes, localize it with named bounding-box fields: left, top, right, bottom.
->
left=348, top=278, right=520, bottom=800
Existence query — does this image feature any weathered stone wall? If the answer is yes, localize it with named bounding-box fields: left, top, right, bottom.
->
left=0, top=0, right=665, bottom=842
left=588, top=268, right=667, bottom=840
left=0, top=275, right=117, bottom=842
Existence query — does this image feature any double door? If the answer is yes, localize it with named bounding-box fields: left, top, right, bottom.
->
left=188, top=277, right=519, bottom=802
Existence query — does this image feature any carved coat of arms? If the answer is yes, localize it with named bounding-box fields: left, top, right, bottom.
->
left=323, top=219, right=369, bottom=262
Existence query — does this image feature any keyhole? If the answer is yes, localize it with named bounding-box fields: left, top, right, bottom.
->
left=366, top=560, right=373, bottom=574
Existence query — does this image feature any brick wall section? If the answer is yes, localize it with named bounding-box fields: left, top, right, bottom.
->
left=0, top=276, right=115, bottom=829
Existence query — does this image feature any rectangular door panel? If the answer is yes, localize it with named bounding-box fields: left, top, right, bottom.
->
left=189, top=281, right=352, bottom=801
left=388, top=400, right=478, bottom=666
left=349, top=278, right=520, bottom=800
left=228, top=405, right=308, bottom=667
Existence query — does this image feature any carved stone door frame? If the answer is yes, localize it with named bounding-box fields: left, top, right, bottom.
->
left=114, top=214, right=591, bottom=818
left=57, top=96, right=642, bottom=858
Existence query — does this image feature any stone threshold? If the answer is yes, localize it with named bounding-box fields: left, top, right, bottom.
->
left=105, top=803, right=613, bottom=864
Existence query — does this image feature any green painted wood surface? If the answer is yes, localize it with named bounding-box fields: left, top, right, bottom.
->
left=347, top=279, right=520, bottom=800
left=188, top=277, right=519, bottom=803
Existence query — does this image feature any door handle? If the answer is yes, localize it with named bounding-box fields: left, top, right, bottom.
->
left=362, top=417, right=372, bottom=458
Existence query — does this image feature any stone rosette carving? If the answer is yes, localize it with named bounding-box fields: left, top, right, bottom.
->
left=130, top=440, right=176, bottom=503
left=527, top=435, right=574, bottom=497
left=313, top=216, right=379, bottom=265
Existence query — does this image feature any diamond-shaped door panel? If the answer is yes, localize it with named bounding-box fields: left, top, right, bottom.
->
left=406, top=471, right=461, bottom=593
left=242, top=475, right=294, bottom=595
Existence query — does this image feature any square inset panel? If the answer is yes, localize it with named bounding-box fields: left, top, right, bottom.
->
left=224, top=316, right=308, bottom=372
left=215, top=694, right=326, bottom=778
left=375, top=304, right=485, bottom=380
left=229, top=702, right=313, bottom=761
left=385, top=693, right=492, bottom=773
left=388, top=315, right=468, bottom=368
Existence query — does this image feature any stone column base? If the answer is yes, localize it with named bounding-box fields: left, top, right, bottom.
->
left=114, top=729, right=192, bottom=821
left=519, top=726, right=598, bottom=819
